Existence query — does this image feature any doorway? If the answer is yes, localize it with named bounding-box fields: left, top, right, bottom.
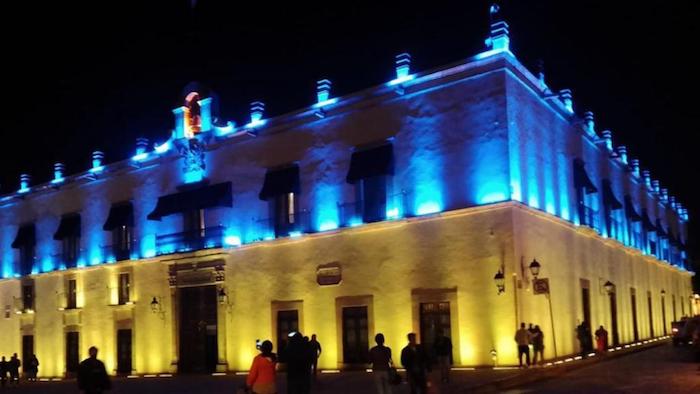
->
left=631, top=290, right=639, bottom=342
left=178, top=286, right=218, bottom=373
left=609, top=293, right=619, bottom=346
left=420, top=302, right=451, bottom=358
left=117, top=329, right=133, bottom=375
left=66, top=332, right=80, bottom=376
left=342, top=306, right=369, bottom=364
left=22, top=335, right=33, bottom=375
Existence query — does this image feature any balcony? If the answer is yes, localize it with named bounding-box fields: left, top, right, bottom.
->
left=581, top=205, right=600, bottom=232
left=255, top=211, right=312, bottom=239
left=155, top=225, right=225, bottom=255
left=339, top=192, right=408, bottom=227
left=101, top=240, right=138, bottom=263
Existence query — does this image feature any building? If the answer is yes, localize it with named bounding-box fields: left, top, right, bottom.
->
left=0, top=9, right=694, bottom=377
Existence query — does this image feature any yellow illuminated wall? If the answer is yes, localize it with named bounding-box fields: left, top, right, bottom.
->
left=0, top=202, right=693, bottom=376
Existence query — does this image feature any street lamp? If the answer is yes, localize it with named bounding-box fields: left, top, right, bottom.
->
left=218, top=288, right=228, bottom=305
left=150, top=296, right=160, bottom=313
left=529, top=259, right=541, bottom=279
left=604, top=281, right=615, bottom=294
left=493, top=270, right=505, bottom=294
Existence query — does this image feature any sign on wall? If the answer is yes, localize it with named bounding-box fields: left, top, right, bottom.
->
left=533, top=278, right=550, bottom=295
left=317, top=262, right=342, bottom=286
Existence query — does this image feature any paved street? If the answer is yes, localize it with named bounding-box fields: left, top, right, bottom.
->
left=505, top=344, right=700, bottom=394
left=2, top=344, right=697, bottom=393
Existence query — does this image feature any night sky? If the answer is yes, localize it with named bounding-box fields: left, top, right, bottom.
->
left=2, top=1, right=697, bottom=277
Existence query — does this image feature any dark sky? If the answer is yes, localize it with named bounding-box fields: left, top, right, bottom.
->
left=2, top=1, right=697, bottom=276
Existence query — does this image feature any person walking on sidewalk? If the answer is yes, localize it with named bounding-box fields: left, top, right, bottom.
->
left=369, top=333, right=393, bottom=394
left=532, top=326, right=544, bottom=366
left=434, top=333, right=452, bottom=383
left=246, top=340, right=277, bottom=394
left=401, top=333, right=430, bottom=394
left=595, top=325, right=609, bottom=353
left=308, top=334, right=322, bottom=380
left=77, top=346, right=111, bottom=394
left=514, top=323, right=531, bottom=368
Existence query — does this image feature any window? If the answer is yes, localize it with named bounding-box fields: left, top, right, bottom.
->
left=112, top=225, right=133, bottom=261
left=271, top=192, right=299, bottom=236
left=18, top=244, right=35, bottom=276
left=420, top=302, right=451, bottom=357
left=12, top=224, right=36, bottom=276
left=118, top=273, right=130, bottom=305
left=63, top=237, right=79, bottom=266
left=346, top=143, right=394, bottom=224
left=573, top=159, right=598, bottom=230
left=54, top=214, right=81, bottom=268
left=258, top=165, right=302, bottom=237
left=356, top=176, right=387, bottom=223
left=602, top=180, right=623, bottom=239
left=183, top=209, right=205, bottom=236
left=67, top=279, right=77, bottom=310
left=342, top=306, right=369, bottom=364
left=22, top=282, right=34, bottom=312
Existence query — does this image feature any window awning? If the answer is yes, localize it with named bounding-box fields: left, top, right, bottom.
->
left=11, top=224, right=35, bottom=248
left=624, top=195, right=641, bottom=222
left=346, top=143, right=394, bottom=184
left=602, top=179, right=623, bottom=210
left=54, top=214, right=81, bottom=240
left=258, top=165, right=300, bottom=200
left=147, top=182, right=233, bottom=221
left=103, top=202, right=134, bottom=231
left=655, top=219, right=668, bottom=238
left=642, top=210, right=656, bottom=231
left=573, top=159, right=598, bottom=194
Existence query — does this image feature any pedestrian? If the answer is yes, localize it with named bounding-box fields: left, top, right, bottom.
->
left=594, top=326, right=608, bottom=353
left=246, top=340, right=277, bottom=394
left=280, top=332, right=312, bottom=394
left=0, top=356, right=8, bottom=388
left=532, top=326, right=544, bottom=366
left=309, top=334, right=322, bottom=379
left=401, top=333, right=430, bottom=394
left=26, top=354, right=39, bottom=381
left=576, top=321, right=593, bottom=358
left=434, top=333, right=452, bottom=383
left=77, top=346, right=111, bottom=394
left=369, top=333, right=393, bottom=394
left=514, top=322, right=531, bottom=368
left=8, top=353, right=20, bottom=385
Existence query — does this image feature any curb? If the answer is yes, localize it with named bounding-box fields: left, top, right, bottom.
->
left=467, top=338, right=670, bottom=393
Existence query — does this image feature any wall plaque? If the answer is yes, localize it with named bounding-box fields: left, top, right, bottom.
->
left=317, top=262, right=342, bottom=286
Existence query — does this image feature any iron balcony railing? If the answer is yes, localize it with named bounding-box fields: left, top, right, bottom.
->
left=339, top=192, right=409, bottom=227
left=101, top=240, right=138, bottom=263
left=156, top=225, right=225, bottom=255
left=255, top=210, right=312, bottom=239
left=581, top=205, right=600, bottom=232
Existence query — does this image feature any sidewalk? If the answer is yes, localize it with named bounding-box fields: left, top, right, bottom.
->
left=11, top=337, right=671, bottom=393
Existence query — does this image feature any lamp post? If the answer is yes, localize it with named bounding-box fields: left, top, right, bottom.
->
left=530, top=258, right=557, bottom=358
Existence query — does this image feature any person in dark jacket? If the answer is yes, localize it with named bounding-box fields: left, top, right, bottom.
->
left=280, top=332, right=312, bottom=394
left=308, top=334, right=322, bottom=379
left=8, top=354, right=20, bottom=385
left=434, top=333, right=452, bottom=383
left=0, top=356, right=8, bottom=388
left=400, top=333, right=429, bottom=394
left=25, top=354, right=39, bottom=381
left=77, top=346, right=111, bottom=394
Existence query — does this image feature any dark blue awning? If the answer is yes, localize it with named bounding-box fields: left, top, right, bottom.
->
left=642, top=210, right=656, bottom=231
left=12, top=224, right=35, bottom=248
left=573, top=159, right=598, bottom=194
left=103, top=202, right=134, bottom=231
left=655, top=219, right=668, bottom=237
left=258, top=165, right=300, bottom=200
left=148, top=182, right=232, bottom=221
left=624, top=195, right=641, bottom=222
left=54, top=214, right=81, bottom=240
left=346, top=143, right=394, bottom=184
left=602, top=179, right=623, bottom=210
